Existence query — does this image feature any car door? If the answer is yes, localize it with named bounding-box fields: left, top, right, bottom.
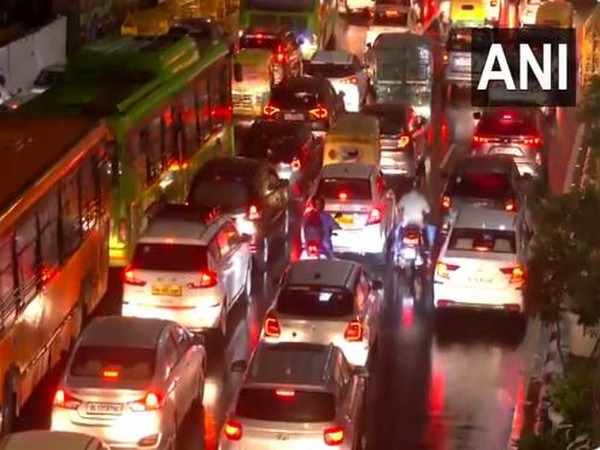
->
left=214, top=226, right=236, bottom=308
left=221, top=221, right=248, bottom=300
left=351, top=54, right=368, bottom=104
left=407, top=108, right=427, bottom=161
left=375, top=172, right=395, bottom=233
left=336, top=352, right=364, bottom=444
left=171, top=326, right=200, bottom=412
left=361, top=271, right=380, bottom=342
left=161, top=332, right=183, bottom=422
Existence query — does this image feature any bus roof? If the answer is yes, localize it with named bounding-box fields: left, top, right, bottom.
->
left=0, top=115, right=106, bottom=221
left=24, top=35, right=228, bottom=120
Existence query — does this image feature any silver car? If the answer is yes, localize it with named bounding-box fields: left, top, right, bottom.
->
left=261, top=259, right=383, bottom=367
left=51, top=317, right=206, bottom=450
left=0, top=431, right=109, bottom=450
left=220, top=342, right=368, bottom=450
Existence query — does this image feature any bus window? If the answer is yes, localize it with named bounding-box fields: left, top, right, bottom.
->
left=161, top=109, right=176, bottom=167
left=196, top=77, right=210, bottom=143
left=80, top=158, right=99, bottom=233
left=220, top=62, right=232, bottom=116
left=38, top=190, right=61, bottom=270
left=60, top=173, right=83, bottom=257
left=15, top=214, right=38, bottom=305
left=181, top=90, right=198, bottom=157
left=140, top=117, right=162, bottom=185
left=0, top=237, right=15, bottom=327
left=209, top=70, right=221, bottom=132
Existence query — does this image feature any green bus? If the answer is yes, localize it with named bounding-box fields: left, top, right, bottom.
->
left=239, top=0, right=337, bottom=59
left=25, top=35, right=235, bottom=267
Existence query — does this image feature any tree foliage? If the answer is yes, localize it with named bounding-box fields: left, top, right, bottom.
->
left=578, top=75, right=600, bottom=124
left=525, top=186, right=600, bottom=326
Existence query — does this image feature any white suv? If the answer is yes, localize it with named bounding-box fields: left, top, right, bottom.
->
left=122, top=204, right=252, bottom=340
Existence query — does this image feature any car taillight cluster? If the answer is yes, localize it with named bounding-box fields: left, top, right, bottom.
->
left=187, top=270, right=218, bottom=289
left=123, top=265, right=146, bottom=286
left=365, top=207, right=382, bottom=225
left=500, top=265, right=524, bottom=283
left=53, top=389, right=163, bottom=412
left=340, top=76, right=357, bottom=85
left=262, top=104, right=280, bottom=117
left=263, top=311, right=281, bottom=337
left=344, top=319, right=364, bottom=341
left=247, top=203, right=261, bottom=220
left=309, top=105, right=328, bottom=120
left=435, top=262, right=459, bottom=279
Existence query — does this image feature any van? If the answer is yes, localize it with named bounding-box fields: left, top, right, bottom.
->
left=323, top=113, right=380, bottom=166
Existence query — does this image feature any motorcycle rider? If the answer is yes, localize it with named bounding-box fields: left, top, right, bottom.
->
left=302, top=196, right=336, bottom=259
left=396, top=178, right=435, bottom=262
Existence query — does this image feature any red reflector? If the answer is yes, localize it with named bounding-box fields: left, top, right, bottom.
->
left=275, top=388, right=296, bottom=398
left=264, top=312, right=281, bottom=337
left=324, top=426, right=345, bottom=446
left=224, top=420, right=243, bottom=441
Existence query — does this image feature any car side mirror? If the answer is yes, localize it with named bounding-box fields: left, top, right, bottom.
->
left=233, top=62, right=243, bottom=83
left=231, top=359, right=247, bottom=372
left=372, top=279, right=383, bottom=290
left=366, top=42, right=372, bottom=49
left=353, top=366, right=369, bottom=378
left=191, top=334, right=205, bottom=346
left=473, top=111, right=481, bottom=120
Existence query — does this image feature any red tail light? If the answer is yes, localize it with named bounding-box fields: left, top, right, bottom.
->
left=397, top=135, right=410, bottom=148
left=307, top=243, right=319, bottom=256
left=123, top=265, right=146, bottom=286
left=474, top=245, right=490, bottom=252
left=472, top=135, right=489, bottom=144
left=501, top=265, right=524, bottom=283
left=309, top=106, right=328, bottom=120
left=275, top=45, right=287, bottom=63
left=275, top=388, right=296, bottom=398
left=522, top=136, right=542, bottom=146
left=128, top=392, right=163, bottom=412
left=505, top=199, right=516, bottom=211
left=338, top=191, right=348, bottom=201
left=102, top=369, right=120, bottom=379
left=224, top=420, right=243, bottom=441
left=366, top=207, right=382, bottom=225
left=344, top=319, right=363, bottom=341
left=324, top=426, right=345, bottom=446
left=247, top=204, right=261, bottom=220
left=188, top=270, right=218, bottom=289
left=53, top=389, right=80, bottom=409
left=263, top=104, right=280, bottom=117
left=435, top=262, right=459, bottom=279
left=263, top=311, right=281, bottom=337
left=291, top=157, right=301, bottom=171
left=441, top=196, right=451, bottom=210
left=340, top=76, right=357, bottom=84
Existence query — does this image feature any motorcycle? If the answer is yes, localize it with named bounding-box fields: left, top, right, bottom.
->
left=299, top=240, right=330, bottom=260
left=393, top=224, right=427, bottom=301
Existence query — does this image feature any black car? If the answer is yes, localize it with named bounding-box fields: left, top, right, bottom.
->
left=263, top=76, right=345, bottom=137
left=168, top=18, right=236, bottom=49
left=440, top=154, right=524, bottom=229
left=239, top=120, right=323, bottom=200
left=361, top=103, right=428, bottom=178
left=187, top=157, right=288, bottom=265
left=239, top=27, right=303, bottom=84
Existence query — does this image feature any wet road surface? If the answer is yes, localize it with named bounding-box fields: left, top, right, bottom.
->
left=16, top=7, right=589, bottom=450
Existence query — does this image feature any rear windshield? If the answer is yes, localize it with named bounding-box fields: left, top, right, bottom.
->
left=317, top=178, right=372, bottom=200
left=240, top=35, right=278, bottom=51
left=447, top=30, right=487, bottom=52
left=241, top=124, right=307, bottom=161
left=236, top=388, right=336, bottom=422
left=477, top=117, right=538, bottom=136
left=70, top=345, right=155, bottom=380
left=377, top=58, right=429, bottom=81
left=270, top=88, right=321, bottom=109
left=448, top=228, right=516, bottom=253
left=189, top=181, right=252, bottom=208
left=448, top=172, right=513, bottom=199
left=132, top=243, right=208, bottom=271
left=306, top=63, right=356, bottom=79
left=277, top=287, right=354, bottom=317
left=373, top=11, right=409, bottom=26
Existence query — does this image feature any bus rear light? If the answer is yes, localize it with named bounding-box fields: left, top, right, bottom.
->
left=123, top=265, right=147, bottom=286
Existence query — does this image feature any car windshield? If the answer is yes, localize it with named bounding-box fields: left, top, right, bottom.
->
left=270, top=88, right=321, bottom=109
left=277, top=287, right=354, bottom=317
left=448, top=228, right=516, bottom=253
left=305, top=63, right=356, bottom=78
left=132, top=243, right=208, bottom=271
left=239, top=34, right=278, bottom=51
left=236, top=388, right=336, bottom=422
left=70, top=346, right=155, bottom=380
left=448, top=172, right=513, bottom=199
left=372, top=11, right=409, bottom=26
left=317, top=178, right=372, bottom=200
left=189, top=180, right=252, bottom=208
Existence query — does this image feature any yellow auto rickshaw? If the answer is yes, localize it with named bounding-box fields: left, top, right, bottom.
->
left=449, top=0, right=487, bottom=27
left=535, top=0, right=573, bottom=28
left=323, top=113, right=380, bottom=167
left=232, top=49, right=274, bottom=120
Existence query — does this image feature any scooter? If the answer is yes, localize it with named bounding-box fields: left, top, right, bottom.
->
left=393, top=224, right=427, bottom=300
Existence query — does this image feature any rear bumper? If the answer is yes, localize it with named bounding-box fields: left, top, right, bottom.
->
left=433, top=282, right=523, bottom=312
left=444, top=69, right=473, bottom=84
left=332, top=225, right=387, bottom=254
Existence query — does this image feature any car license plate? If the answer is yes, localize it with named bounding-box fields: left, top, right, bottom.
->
left=469, top=276, right=492, bottom=284
left=454, top=56, right=469, bottom=66
left=385, top=10, right=399, bottom=16
left=284, top=113, right=304, bottom=121
left=336, top=215, right=354, bottom=225
left=491, top=147, right=523, bottom=157
left=402, top=248, right=416, bottom=259
left=152, top=284, right=182, bottom=296
left=86, top=402, right=123, bottom=414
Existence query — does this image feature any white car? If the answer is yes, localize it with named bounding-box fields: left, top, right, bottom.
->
left=433, top=207, right=526, bottom=315
left=313, top=163, right=396, bottom=257
left=519, top=0, right=542, bottom=26
left=306, top=51, right=368, bottom=112
left=51, top=317, right=206, bottom=450
left=365, top=6, right=419, bottom=49
left=0, top=431, right=109, bottom=450
left=343, top=0, right=376, bottom=14
left=122, top=204, right=252, bottom=340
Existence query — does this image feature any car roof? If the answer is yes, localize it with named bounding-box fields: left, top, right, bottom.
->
left=454, top=155, right=516, bottom=173
left=0, top=431, right=101, bottom=450
left=277, top=76, right=330, bottom=92
left=454, top=206, right=517, bottom=231
left=80, top=316, right=170, bottom=349
left=245, top=342, right=339, bottom=389
left=283, top=260, right=360, bottom=289
left=311, top=50, right=354, bottom=64
left=140, top=204, right=220, bottom=245
left=320, top=163, right=377, bottom=179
